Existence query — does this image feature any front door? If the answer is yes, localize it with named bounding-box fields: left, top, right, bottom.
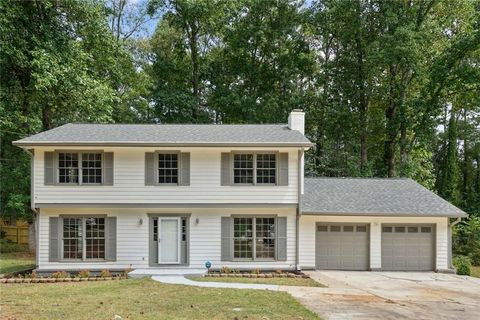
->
left=158, top=217, right=181, bottom=264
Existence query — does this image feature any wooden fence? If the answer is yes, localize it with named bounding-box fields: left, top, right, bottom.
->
left=0, top=219, right=29, bottom=244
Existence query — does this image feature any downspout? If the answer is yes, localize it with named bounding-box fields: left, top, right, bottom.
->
left=449, top=217, right=462, bottom=269
left=296, top=148, right=304, bottom=271
left=22, top=147, right=39, bottom=268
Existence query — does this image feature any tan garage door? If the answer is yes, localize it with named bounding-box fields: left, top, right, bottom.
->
left=315, top=224, right=369, bottom=270
left=382, top=225, right=435, bottom=271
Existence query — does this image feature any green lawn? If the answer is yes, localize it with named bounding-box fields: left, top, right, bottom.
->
left=0, top=252, right=35, bottom=274
left=187, top=275, right=324, bottom=287
left=471, top=266, right=480, bottom=278
left=0, top=278, right=319, bottom=320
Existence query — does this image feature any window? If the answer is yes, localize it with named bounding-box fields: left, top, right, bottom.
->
left=318, top=225, right=328, bottom=232
left=233, top=153, right=276, bottom=185
left=58, top=152, right=102, bottom=184
left=256, top=154, right=276, bottom=184
left=233, top=154, right=254, bottom=184
left=158, top=153, right=178, bottom=184
left=234, top=217, right=253, bottom=258
left=408, top=227, right=418, bottom=233
left=233, top=217, right=276, bottom=260
left=62, top=217, right=105, bottom=261
left=356, top=226, right=367, bottom=232
left=395, top=227, right=406, bottom=233
left=85, top=217, right=105, bottom=259
left=58, top=153, right=79, bottom=183
left=255, top=217, right=275, bottom=259
left=63, top=218, right=82, bottom=259
left=82, top=153, right=102, bottom=184
left=382, top=226, right=393, bottom=233
left=421, top=227, right=432, bottom=233
left=330, top=226, right=341, bottom=232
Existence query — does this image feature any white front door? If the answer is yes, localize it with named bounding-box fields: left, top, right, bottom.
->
left=158, top=217, right=181, bottom=264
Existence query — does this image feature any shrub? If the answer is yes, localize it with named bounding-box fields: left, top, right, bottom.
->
left=78, top=270, right=90, bottom=278
left=453, top=255, right=471, bottom=276
left=29, top=270, right=37, bottom=279
left=52, top=271, right=70, bottom=279
left=220, top=266, right=231, bottom=274
left=250, top=268, right=261, bottom=275
left=100, top=269, right=112, bottom=278
left=0, top=239, right=29, bottom=253
left=454, top=217, right=480, bottom=265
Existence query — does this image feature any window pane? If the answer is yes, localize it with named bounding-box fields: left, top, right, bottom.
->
left=408, top=227, right=418, bottom=233
left=233, top=217, right=253, bottom=258
left=58, top=153, right=79, bottom=184
left=256, top=154, right=276, bottom=184
left=158, top=153, right=178, bottom=184
left=330, top=226, right=341, bottom=232
left=395, top=226, right=406, bottom=233
left=318, top=225, right=328, bottom=232
left=382, top=226, right=393, bottom=233
left=234, top=154, right=254, bottom=184
left=85, top=217, right=105, bottom=259
left=63, top=218, right=82, bottom=259
left=255, top=217, right=275, bottom=259
left=343, top=226, right=354, bottom=232
left=82, top=153, right=102, bottom=184
left=356, top=226, right=367, bottom=232
left=421, top=227, right=432, bottom=233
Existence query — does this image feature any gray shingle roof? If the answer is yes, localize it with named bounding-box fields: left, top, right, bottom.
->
left=301, top=177, right=466, bottom=217
left=13, top=123, right=313, bottom=147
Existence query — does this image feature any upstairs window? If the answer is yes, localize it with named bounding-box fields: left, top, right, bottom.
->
left=58, top=152, right=102, bottom=184
left=233, top=153, right=276, bottom=185
left=158, top=153, right=178, bottom=184
left=58, top=153, right=79, bottom=183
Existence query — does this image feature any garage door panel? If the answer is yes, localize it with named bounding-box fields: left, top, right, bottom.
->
left=382, top=224, right=434, bottom=271
left=316, top=224, right=369, bottom=271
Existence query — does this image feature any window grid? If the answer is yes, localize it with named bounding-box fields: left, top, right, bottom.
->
left=85, top=217, right=105, bottom=259
left=63, top=218, right=82, bottom=259
left=255, top=218, right=275, bottom=259
left=82, top=153, right=102, bottom=184
left=256, top=154, right=276, bottom=184
left=233, top=154, right=254, bottom=184
left=58, top=153, right=79, bottom=183
left=233, top=217, right=276, bottom=260
left=62, top=217, right=106, bottom=261
left=233, top=217, right=253, bottom=258
left=158, top=153, right=178, bottom=184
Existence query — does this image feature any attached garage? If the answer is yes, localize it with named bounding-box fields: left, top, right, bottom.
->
left=382, top=224, right=435, bottom=271
left=316, top=224, right=369, bottom=270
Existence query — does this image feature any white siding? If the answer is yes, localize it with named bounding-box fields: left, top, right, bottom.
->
left=38, top=207, right=297, bottom=271
left=299, top=215, right=449, bottom=271
left=33, top=147, right=299, bottom=205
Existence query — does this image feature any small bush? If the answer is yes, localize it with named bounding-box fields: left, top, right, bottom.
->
left=78, top=270, right=90, bottom=278
left=453, top=255, right=472, bottom=276
left=100, top=269, right=112, bottom=278
left=122, top=267, right=133, bottom=278
left=0, top=239, right=29, bottom=253
left=29, top=270, right=37, bottom=279
left=220, top=266, right=231, bottom=274
left=250, top=268, right=261, bottom=275
left=52, top=271, right=70, bottom=279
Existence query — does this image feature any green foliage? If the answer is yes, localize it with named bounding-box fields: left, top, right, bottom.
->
left=78, top=269, right=90, bottom=278
left=454, top=217, right=480, bottom=265
left=453, top=255, right=472, bottom=276
left=0, top=239, right=29, bottom=253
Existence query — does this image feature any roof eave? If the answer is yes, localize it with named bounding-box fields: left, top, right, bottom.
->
left=13, top=141, right=315, bottom=148
left=300, top=210, right=468, bottom=218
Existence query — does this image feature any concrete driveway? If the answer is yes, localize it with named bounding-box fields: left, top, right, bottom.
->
left=288, top=271, right=480, bottom=320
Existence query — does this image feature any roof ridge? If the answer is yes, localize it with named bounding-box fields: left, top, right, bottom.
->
left=305, top=177, right=410, bottom=180
left=65, top=123, right=288, bottom=126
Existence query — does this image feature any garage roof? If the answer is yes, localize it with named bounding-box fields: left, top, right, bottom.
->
left=13, top=123, right=313, bottom=147
left=301, top=178, right=466, bottom=217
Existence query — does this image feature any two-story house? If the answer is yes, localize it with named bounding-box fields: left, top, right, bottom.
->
left=14, top=110, right=466, bottom=274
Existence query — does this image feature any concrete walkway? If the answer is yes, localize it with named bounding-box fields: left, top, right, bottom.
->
left=151, top=275, right=282, bottom=290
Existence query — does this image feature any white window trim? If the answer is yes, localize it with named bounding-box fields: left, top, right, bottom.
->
left=231, top=151, right=278, bottom=186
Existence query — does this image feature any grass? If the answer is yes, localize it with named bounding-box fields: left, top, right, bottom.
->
left=187, top=275, right=324, bottom=287
left=0, top=278, right=319, bottom=320
left=471, top=266, right=480, bottom=278
left=0, top=252, right=35, bottom=274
